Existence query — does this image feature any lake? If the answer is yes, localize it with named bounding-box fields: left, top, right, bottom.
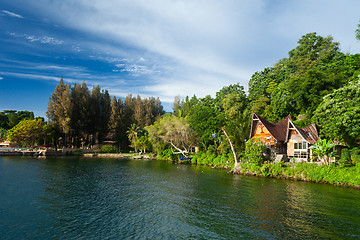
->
left=1, top=156, right=360, bottom=239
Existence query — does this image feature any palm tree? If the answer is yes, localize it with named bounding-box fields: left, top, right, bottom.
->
left=126, top=124, right=140, bottom=153
left=311, top=138, right=336, bottom=165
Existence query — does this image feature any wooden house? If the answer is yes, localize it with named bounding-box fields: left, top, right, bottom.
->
left=249, top=112, right=319, bottom=162
left=0, top=140, right=19, bottom=149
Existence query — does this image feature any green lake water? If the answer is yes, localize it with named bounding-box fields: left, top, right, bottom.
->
left=1, top=156, right=360, bottom=239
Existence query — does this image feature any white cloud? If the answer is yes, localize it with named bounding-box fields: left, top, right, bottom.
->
left=9, top=32, right=63, bottom=45
left=3, top=0, right=360, bottom=112
left=0, top=76, right=3, bottom=80
left=2, top=10, right=24, bottom=19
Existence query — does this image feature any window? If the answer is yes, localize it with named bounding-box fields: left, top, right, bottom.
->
left=294, top=142, right=308, bottom=149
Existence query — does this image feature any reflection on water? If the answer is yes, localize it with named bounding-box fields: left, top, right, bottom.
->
left=1, top=156, right=360, bottom=239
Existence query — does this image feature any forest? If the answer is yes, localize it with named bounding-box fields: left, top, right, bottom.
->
left=1, top=31, right=360, bottom=167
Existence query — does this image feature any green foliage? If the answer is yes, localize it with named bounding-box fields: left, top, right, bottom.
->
left=157, top=148, right=177, bottom=161
left=191, top=151, right=233, bottom=167
left=0, top=128, right=8, bottom=139
left=127, top=124, right=141, bottom=152
left=343, top=147, right=360, bottom=165
left=238, top=162, right=360, bottom=186
left=243, top=138, right=266, bottom=165
left=0, top=110, right=35, bottom=129
left=187, top=103, right=223, bottom=147
left=136, top=135, right=151, bottom=153
left=146, top=115, right=197, bottom=156
left=339, top=148, right=351, bottom=165
left=7, top=119, right=49, bottom=147
left=312, top=81, right=360, bottom=147
left=311, top=138, right=336, bottom=164
left=356, top=20, right=360, bottom=40
left=47, top=79, right=164, bottom=150
left=101, top=145, right=117, bottom=153
left=249, top=32, right=350, bottom=121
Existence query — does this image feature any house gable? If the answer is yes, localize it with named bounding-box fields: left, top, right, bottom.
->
left=249, top=112, right=291, bottom=145
left=249, top=113, right=319, bottom=160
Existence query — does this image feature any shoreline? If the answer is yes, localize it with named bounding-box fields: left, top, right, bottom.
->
left=2, top=152, right=359, bottom=190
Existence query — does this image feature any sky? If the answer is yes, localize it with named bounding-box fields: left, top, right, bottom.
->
left=0, top=0, right=360, bottom=118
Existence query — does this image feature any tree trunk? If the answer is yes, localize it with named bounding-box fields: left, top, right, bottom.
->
left=170, top=141, right=188, bottom=157
left=221, top=127, right=239, bottom=169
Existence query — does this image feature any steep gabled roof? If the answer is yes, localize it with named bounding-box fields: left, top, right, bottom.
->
left=285, top=120, right=319, bottom=144
left=250, top=113, right=319, bottom=144
left=298, top=123, right=319, bottom=144
left=250, top=112, right=291, bottom=142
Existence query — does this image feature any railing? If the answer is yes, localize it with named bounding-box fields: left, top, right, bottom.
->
left=293, top=151, right=309, bottom=159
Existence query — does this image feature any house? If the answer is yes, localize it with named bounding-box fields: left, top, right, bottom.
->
left=249, top=112, right=319, bottom=162
left=0, top=140, right=19, bottom=149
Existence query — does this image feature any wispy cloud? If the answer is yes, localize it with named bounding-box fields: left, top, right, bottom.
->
left=2, top=10, right=24, bottom=19
left=8, top=32, right=63, bottom=45
left=0, top=71, right=71, bottom=82
left=0, top=76, right=3, bottom=80
left=2, top=0, right=360, bottom=114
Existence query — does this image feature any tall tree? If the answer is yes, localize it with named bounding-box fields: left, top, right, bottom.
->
left=70, top=82, right=91, bottom=146
left=313, top=81, right=360, bottom=147
left=47, top=78, right=72, bottom=146
left=356, top=20, right=360, bottom=40
left=133, top=95, right=145, bottom=127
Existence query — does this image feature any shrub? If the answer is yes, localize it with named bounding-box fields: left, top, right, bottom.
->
left=157, top=148, right=177, bottom=160
left=101, top=145, right=117, bottom=153
left=339, top=148, right=351, bottom=165
left=244, top=138, right=266, bottom=165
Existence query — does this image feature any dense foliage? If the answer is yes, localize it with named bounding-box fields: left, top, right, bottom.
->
left=0, top=110, right=37, bottom=139
left=3, top=28, right=360, bottom=177
left=156, top=31, right=360, bottom=169
left=238, top=162, right=360, bottom=187
left=47, top=79, right=164, bottom=150
left=7, top=119, right=52, bottom=147
left=313, top=81, right=360, bottom=147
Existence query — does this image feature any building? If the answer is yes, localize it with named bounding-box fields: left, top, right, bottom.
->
left=0, top=140, right=19, bottom=149
left=249, top=112, right=319, bottom=162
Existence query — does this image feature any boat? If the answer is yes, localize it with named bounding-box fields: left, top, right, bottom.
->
left=179, top=157, right=193, bottom=161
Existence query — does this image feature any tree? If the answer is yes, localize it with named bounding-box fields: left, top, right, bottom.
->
left=221, top=126, right=239, bottom=169
left=133, top=95, right=145, bottom=127
left=312, top=81, right=360, bottom=147
left=222, top=92, right=250, bottom=151
left=356, top=20, right=360, bottom=40
left=146, top=115, right=197, bottom=156
left=47, top=79, right=72, bottom=146
left=127, top=124, right=140, bottom=152
left=7, top=119, right=48, bottom=147
left=187, top=103, right=223, bottom=147
left=0, top=128, right=8, bottom=139
left=136, top=135, right=151, bottom=154
left=248, top=32, right=349, bottom=120
left=248, top=67, right=274, bottom=102
left=70, top=82, right=91, bottom=146
left=311, top=138, right=336, bottom=165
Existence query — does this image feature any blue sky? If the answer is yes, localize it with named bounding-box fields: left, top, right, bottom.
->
left=1, top=0, right=360, bottom=118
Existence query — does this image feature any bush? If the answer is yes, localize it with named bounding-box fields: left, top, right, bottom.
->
left=243, top=138, right=266, bottom=165
left=101, top=145, right=117, bottom=153
left=350, top=148, right=360, bottom=164
left=157, top=148, right=177, bottom=160
left=339, top=148, right=351, bottom=165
